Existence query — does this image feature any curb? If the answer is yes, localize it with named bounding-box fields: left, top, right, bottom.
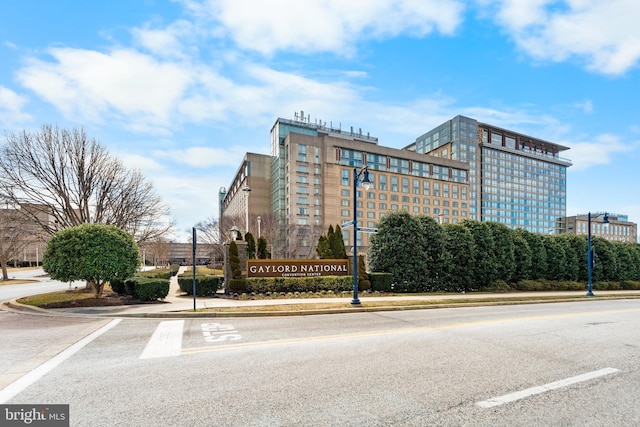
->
left=5, top=294, right=640, bottom=319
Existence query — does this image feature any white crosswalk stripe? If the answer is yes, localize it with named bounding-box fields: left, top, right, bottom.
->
left=140, top=320, right=184, bottom=359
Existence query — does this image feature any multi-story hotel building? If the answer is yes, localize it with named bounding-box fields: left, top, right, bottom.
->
left=220, top=113, right=573, bottom=258
left=565, top=213, right=638, bottom=243
left=404, top=115, right=572, bottom=234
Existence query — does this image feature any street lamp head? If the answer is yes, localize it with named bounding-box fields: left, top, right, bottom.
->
left=230, top=225, right=240, bottom=240
left=243, top=184, right=251, bottom=193
left=362, top=168, right=371, bottom=190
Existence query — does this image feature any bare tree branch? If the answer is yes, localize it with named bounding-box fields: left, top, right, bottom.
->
left=0, top=125, right=173, bottom=243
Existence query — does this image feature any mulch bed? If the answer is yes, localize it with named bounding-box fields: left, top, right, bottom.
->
left=40, top=290, right=166, bottom=309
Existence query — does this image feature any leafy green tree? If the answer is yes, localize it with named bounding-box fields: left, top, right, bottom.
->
left=511, top=229, right=532, bottom=283
left=520, top=230, right=547, bottom=280
left=330, top=224, right=347, bottom=259
left=257, top=236, right=269, bottom=259
left=416, top=215, right=447, bottom=291
left=591, top=237, right=618, bottom=282
left=316, top=235, right=332, bottom=259
left=486, top=222, right=515, bottom=282
left=542, top=235, right=566, bottom=280
left=245, top=232, right=256, bottom=259
left=460, top=220, right=497, bottom=288
left=442, top=223, right=476, bottom=292
left=627, top=243, right=640, bottom=281
left=369, top=211, right=430, bottom=292
left=229, top=241, right=242, bottom=280
left=43, top=223, right=140, bottom=298
left=556, top=234, right=581, bottom=281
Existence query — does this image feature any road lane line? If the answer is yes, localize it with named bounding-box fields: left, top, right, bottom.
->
left=140, top=320, right=184, bottom=359
left=0, top=319, right=121, bottom=404
left=477, top=367, right=620, bottom=408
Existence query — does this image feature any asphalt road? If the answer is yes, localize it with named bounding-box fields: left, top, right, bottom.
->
left=2, top=299, right=640, bottom=426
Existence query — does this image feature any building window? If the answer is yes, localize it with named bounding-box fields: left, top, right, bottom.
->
left=402, top=178, right=409, bottom=193
left=379, top=175, right=387, bottom=190
left=341, top=200, right=349, bottom=206
left=341, top=209, right=350, bottom=217
left=367, top=202, right=375, bottom=209
left=298, top=197, right=308, bottom=204
left=298, top=144, right=307, bottom=162
left=379, top=203, right=387, bottom=210
left=298, top=208, right=308, bottom=215
left=341, top=169, right=350, bottom=186
left=297, top=186, right=307, bottom=194
left=391, top=176, right=398, bottom=192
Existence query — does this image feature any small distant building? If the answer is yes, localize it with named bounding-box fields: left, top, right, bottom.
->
left=565, top=213, right=638, bottom=243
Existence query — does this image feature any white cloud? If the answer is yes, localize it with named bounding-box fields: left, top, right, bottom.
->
left=189, top=0, right=465, bottom=55
left=0, top=85, right=32, bottom=125
left=487, top=0, right=640, bottom=75
left=573, top=100, right=593, bottom=114
left=132, top=20, right=199, bottom=58
left=17, top=47, right=194, bottom=133
left=564, top=134, right=634, bottom=170
left=153, top=146, right=250, bottom=168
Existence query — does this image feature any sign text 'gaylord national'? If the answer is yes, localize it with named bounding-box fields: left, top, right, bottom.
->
left=247, top=259, right=350, bottom=278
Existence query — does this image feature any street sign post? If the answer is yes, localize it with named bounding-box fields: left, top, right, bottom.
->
left=357, top=227, right=378, bottom=233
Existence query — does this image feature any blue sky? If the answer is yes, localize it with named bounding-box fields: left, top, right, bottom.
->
left=1, top=0, right=639, bottom=242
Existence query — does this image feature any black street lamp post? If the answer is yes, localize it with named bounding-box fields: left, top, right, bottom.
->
left=587, top=212, right=609, bottom=296
left=351, top=165, right=371, bottom=305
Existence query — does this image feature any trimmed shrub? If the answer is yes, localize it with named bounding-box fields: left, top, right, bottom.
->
left=246, top=275, right=352, bottom=294
left=109, top=279, right=127, bottom=295
left=483, top=280, right=511, bottom=292
left=124, top=277, right=169, bottom=301
left=369, top=273, right=393, bottom=292
left=177, top=275, right=223, bottom=296
left=357, top=255, right=371, bottom=291
left=621, top=281, right=640, bottom=290
left=228, top=278, right=248, bottom=294
left=169, top=263, right=181, bottom=276
left=137, top=268, right=172, bottom=280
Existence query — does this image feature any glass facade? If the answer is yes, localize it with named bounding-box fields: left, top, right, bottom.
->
left=480, top=146, right=567, bottom=233
left=409, top=115, right=571, bottom=234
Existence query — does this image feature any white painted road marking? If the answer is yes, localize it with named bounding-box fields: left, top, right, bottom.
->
left=0, top=319, right=121, bottom=404
left=477, top=367, right=620, bottom=408
left=201, top=322, right=241, bottom=343
left=140, top=320, right=184, bottom=359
